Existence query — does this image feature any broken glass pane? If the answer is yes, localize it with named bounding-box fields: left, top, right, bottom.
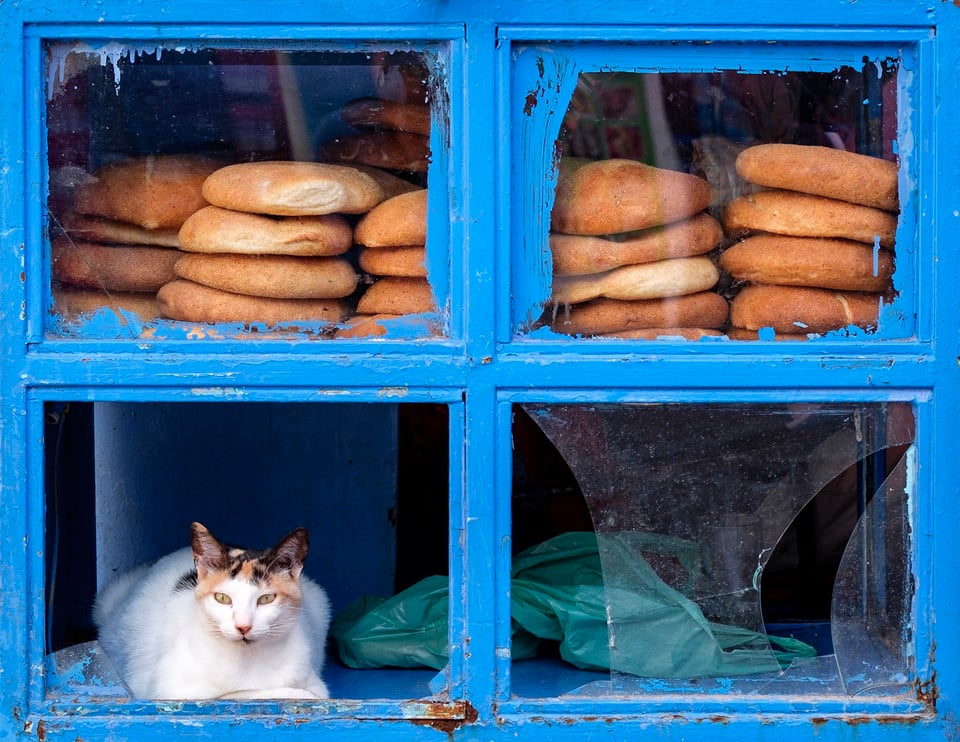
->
left=519, top=402, right=914, bottom=695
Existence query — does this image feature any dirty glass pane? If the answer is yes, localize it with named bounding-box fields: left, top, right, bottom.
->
left=45, top=42, right=445, bottom=340
left=522, top=64, right=904, bottom=341
left=43, top=401, right=450, bottom=702
left=512, top=403, right=914, bottom=697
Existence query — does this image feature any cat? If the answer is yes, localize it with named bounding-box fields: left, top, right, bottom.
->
left=93, top=522, right=331, bottom=700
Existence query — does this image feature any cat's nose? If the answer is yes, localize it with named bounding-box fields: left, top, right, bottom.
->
left=236, top=624, right=252, bottom=636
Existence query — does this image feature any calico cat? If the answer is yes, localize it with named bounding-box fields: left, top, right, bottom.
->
left=93, top=522, right=331, bottom=700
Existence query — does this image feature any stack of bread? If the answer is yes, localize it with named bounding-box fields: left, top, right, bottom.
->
left=547, top=158, right=729, bottom=339
left=335, top=187, right=435, bottom=338
left=318, top=97, right=431, bottom=175
left=159, top=161, right=422, bottom=326
left=53, top=154, right=221, bottom=323
left=721, top=144, right=899, bottom=340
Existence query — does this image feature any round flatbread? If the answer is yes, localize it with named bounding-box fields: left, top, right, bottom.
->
left=720, top=234, right=894, bottom=292
left=157, top=279, right=348, bottom=325
left=549, top=291, right=729, bottom=336
left=74, top=155, right=223, bottom=230
left=552, top=256, right=719, bottom=305
left=318, top=131, right=431, bottom=173
left=550, top=212, right=723, bottom=276
left=358, top=246, right=427, bottom=277
left=174, top=253, right=359, bottom=299
left=356, top=277, right=435, bottom=315
left=354, top=189, right=427, bottom=248
left=551, top=158, right=712, bottom=236
left=723, top=190, right=898, bottom=248
left=59, top=213, right=181, bottom=248
left=602, top=327, right=723, bottom=340
left=178, top=206, right=353, bottom=256
left=729, top=284, right=881, bottom=334
left=340, top=97, right=432, bottom=137
left=53, top=286, right=162, bottom=323
left=51, top=238, right=179, bottom=293
left=202, top=161, right=388, bottom=216
left=735, top=143, right=898, bottom=212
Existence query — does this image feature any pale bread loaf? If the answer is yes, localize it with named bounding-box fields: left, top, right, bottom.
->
left=550, top=291, right=729, bottom=336
left=354, top=189, right=427, bottom=247
left=720, top=234, right=894, bottom=291
left=358, top=246, right=427, bottom=277
left=723, top=190, right=898, bottom=248
left=202, top=161, right=388, bottom=216
left=551, top=158, right=712, bottom=236
left=74, top=155, right=222, bottom=230
left=735, top=144, right=898, bottom=212
left=356, top=277, right=435, bottom=315
left=51, top=239, right=179, bottom=293
left=60, top=213, right=180, bottom=248
left=550, top=212, right=722, bottom=276
left=178, top=206, right=353, bottom=256
left=157, top=279, right=348, bottom=324
left=173, top=253, right=359, bottom=299
left=729, top=284, right=880, bottom=334
left=551, top=256, right=719, bottom=305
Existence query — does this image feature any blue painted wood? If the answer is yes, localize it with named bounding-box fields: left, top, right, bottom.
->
left=3, top=1, right=960, bottom=740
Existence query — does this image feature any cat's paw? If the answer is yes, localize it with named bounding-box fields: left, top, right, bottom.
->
left=219, top=686, right=319, bottom=701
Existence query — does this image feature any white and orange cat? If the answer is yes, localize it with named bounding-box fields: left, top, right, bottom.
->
left=93, top=522, right=331, bottom=700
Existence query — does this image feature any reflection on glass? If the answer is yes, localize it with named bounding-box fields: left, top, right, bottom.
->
left=513, top=402, right=915, bottom=697
left=540, top=66, right=901, bottom=341
left=46, top=44, right=441, bottom=339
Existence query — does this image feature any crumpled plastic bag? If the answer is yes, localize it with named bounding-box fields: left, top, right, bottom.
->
left=332, top=531, right=815, bottom=676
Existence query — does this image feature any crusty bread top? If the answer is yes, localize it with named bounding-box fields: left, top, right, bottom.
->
left=74, top=155, right=223, bottom=230
left=736, top=144, right=898, bottom=212
left=551, top=158, right=713, bottom=236
left=201, top=161, right=390, bottom=216
left=354, top=189, right=427, bottom=247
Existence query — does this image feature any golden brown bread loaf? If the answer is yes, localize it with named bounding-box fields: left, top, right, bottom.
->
left=551, top=158, right=713, bottom=236
left=178, top=206, right=353, bottom=256
left=60, top=213, right=181, bottom=248
left=53, top=286, right=162, bottom=323
left=551, top=256, right=719, bottom=304
left=340, top=97, right=432, bottom=137
left=356, top=277, right=435, bottom=315
left=723, top=190, right=898, bottom=248
left=720, top=234, right=894, bottom=292
left=729, top=284, right=880, bottom=334
left=173, top=253, right=359, bottom=300
left=157, top=279, right=349, bottom=324
left=74, top=155, right=222, bottom=230
left=354, top=189, right=427, bottom=247
left=550, top=212, right=723, bottom=276
left=318, top=131, right=431, bottom=173
left=51, top=239, right=179, bottom=293
left=202, top=161, right=390, bottom=216
left=358, top=246, right=427, bottom=277
left=550, top=291, right=729, bottom=336
left=735, top=144, right=899, bottom=212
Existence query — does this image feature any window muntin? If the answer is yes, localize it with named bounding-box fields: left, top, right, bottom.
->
left=44, top=42, right=448, bottom=341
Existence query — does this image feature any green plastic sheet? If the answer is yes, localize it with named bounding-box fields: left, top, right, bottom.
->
left=332, top=532, right=815, bottom=676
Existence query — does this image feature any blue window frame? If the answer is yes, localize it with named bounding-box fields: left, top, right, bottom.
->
left=2, top=2, right=958, bottom=741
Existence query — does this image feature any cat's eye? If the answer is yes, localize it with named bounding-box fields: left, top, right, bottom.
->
left=257, top=593, right=276, bottom=605
left=213, top=592, right=232, bottom=605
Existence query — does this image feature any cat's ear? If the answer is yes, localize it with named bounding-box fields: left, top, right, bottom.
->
left=191, top=522, right=229, bottom=579
left=267, top=527, right=309, bottom=580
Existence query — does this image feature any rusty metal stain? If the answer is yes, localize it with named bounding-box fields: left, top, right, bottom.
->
left=408, top=701, right=478, bottom=733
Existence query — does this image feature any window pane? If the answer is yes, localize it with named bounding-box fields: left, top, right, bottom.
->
left=46, top=43, right=445, bottom=340
left=511, top=402, right=915, bottom=697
